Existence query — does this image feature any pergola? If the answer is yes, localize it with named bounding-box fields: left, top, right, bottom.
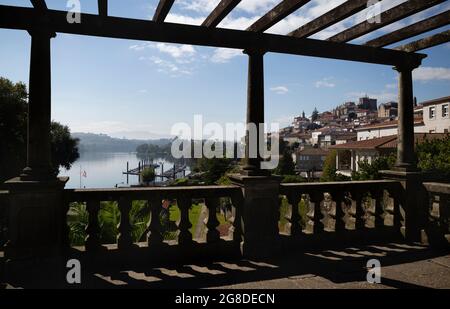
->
left=1, top=0, right=449, bottom=180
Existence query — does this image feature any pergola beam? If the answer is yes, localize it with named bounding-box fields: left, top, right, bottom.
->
left=289, top=0, right=367, bottom=38
left=0, top=5, right=425, bottom=67
left=328, top=0, right=445, bottom=43
left=365, top=10, right=450, bottom=48
left=153, top=0, right=175, bottom=23
left=30, top=0, right=47, bottom=10
left=247, top=0, right=311, bottom=33
left=202, top=0, right=241, bottom=28
left=395, top=29, right=450, bottom=52
left=98, top=0, right=107, bottom=17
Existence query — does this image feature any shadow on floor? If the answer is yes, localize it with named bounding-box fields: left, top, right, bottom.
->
left=2, top=241, right=449, bottom=289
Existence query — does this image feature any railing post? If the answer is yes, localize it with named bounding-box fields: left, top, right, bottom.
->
left=85, top=200, right=102, bottom=251
left=286, top=193, right=302, bottom=236
left=331, top=191, right=346, bottom=232
left=205, top=198, right=220, bottom=243
left=117, top=197, right=133, bottom=249
left=147, top=196, right=163, bottom=246
left=230, top=175, right=282, bottom=258
left=177, top=197, right=193, bottom=245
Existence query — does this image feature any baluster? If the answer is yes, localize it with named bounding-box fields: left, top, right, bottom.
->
left=177, top=197, right=193, bottom=245
left=147, top=196, right=163, bottom=246
left=353, top=192, right=366, bottom=230
left=386, top=189, right=403, bottom=230
left=331, top=191, right=346, bottom=232
left=61, top=199, right=71, bottom=249
left=287, top=193, right=302, bottom=236
left=117, top=197, right=133, bottom=249
left=205, top=197, right=220, bottom=243
left=307, top=192, right=324, bottom=234
left=371, top=189, right=384, bottom=228
left=438, top=194, right=449, bottom=237
left=85, top=200, right=101, bottom=251
left=230, top=192, right=243, bottom=243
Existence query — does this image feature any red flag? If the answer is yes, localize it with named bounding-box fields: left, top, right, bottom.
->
left=81, top=170, right=87, bottom=178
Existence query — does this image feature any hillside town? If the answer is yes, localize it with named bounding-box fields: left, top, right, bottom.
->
left=279, top=95, right=450, bottom=179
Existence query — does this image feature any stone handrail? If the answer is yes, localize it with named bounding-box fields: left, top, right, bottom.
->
left=63, top=185, right=243, bottom=252
left=280, top=180, right=404, bottom=236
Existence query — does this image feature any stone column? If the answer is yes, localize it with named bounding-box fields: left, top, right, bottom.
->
left=230, top=48, right=281, bottom=258
left=394, top=62, right=420, bottom=172
left=21, top=27, right=56, bottom=181
left=242, top=49, right=268, bottom=176
left=4, top=26, right=68, bottom=259
left=382, top=58, right=427, bottom=242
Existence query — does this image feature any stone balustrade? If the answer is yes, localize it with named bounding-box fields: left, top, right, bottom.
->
left=279, top=180, right=405, bottom=247
left=63, top=186, right=244, bottom=261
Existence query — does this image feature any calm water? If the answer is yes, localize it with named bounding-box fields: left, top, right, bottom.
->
left=59, top=152, right=186, bottom=189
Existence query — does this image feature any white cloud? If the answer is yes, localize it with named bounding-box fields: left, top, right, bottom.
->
left=153, top=43, right=196, bottom=59
left=270, top=86, right=289, bottom=94
left=315, top=77, right=335, bottom=88
left=141, top=56, right=193, bottom=77
left=210, top=48, right=243, bottom=63
left=413, top=67, right=450, bottom=82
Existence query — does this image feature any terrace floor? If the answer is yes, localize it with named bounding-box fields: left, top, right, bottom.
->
left=1, top=241, right=449, bottom=289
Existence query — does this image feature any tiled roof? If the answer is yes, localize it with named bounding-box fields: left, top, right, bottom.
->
left=355, top=119, right=424, bottom=131
left=330, top=133, right=449, bottom=151
left=420, top=96, right=450, bottom=107
left=298, top=148, right=329, bottom=156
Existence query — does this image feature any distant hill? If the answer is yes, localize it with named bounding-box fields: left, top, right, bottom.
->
left=73, top=132, right=173, bottom=153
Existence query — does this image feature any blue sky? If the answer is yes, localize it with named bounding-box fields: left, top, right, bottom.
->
left=0, top=0, right=449, bottom=139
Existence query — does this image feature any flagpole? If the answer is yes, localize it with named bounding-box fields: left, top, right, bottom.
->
left=80, top=165, right=82, bottom=189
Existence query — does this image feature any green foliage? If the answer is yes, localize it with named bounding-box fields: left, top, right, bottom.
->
left=416, top=136, right=450, bottom=179
left=50, top=122, right=80, bottom=175
left=0, top=77, right=79, bottom=182
left=0, top=78, right=28, bottom=183
left=281, top=175, right=306, bottom=183
left=195, top=158, right=234, bottom=184
left=352, top=154, right=396, bottom=181
left=141, top=167, right=156, bottom=183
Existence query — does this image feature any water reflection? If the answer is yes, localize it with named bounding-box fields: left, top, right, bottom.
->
left=59, top=152, right=189, bottom=189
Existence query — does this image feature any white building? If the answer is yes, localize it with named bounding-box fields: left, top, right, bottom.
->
left=356, top=95, right=450, bottom=140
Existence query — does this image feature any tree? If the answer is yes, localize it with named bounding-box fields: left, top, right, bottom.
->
left=416, top=136, right=450, bottom=180
left=0, top=77, right=79, bottom=183
left=275, top=146, right=296, bottom=176
left=320, top=150, right=350, bottom=182
left=352, top=154, right=396, bottom=181
left=141, top=167, right=156, bottom=184
left=311, top=108, right=319, bottom=122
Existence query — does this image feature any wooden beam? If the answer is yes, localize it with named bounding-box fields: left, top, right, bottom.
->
left=328, top=0, right=446, bottom=43
left=30, top=0, right=47, bottom=10
left=289, top=0, right=367, bottom=38
left=153, top=0, right=175, bottom=23
left=395, top=29, right=450, bottom=52
left=247, top=0, right=311, bottom=33
left=365, top=10, right=450, bottom=48
left=98, top=0, right=107, bottom=17
left=202, top=0, right=241, bottom=28
left=0, top=5, right=426, bottom=67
